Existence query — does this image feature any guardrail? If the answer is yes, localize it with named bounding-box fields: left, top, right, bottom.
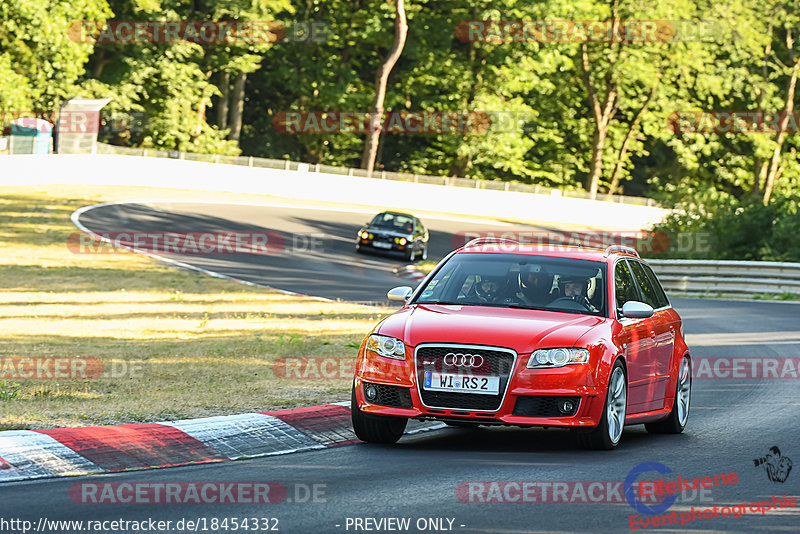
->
left=94, top=142, right=658, bottom=207
left=648, top=259, right=800, bottom=298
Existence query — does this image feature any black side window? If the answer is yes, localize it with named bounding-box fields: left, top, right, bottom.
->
left=641, top=263, right=669, bottom=308
left=614, top=261, right=639, bottom=309
left=628, top=261, right=663, bottom=309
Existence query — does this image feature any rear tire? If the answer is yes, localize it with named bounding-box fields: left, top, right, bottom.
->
left=351, top=385, right=407, bottom=444
left=646, top=356, right=691, bottom=434
left=577, top=360, right=627, bottom=450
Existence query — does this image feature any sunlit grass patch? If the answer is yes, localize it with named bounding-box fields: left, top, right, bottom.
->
left=0, top=186, right=390, bottom=429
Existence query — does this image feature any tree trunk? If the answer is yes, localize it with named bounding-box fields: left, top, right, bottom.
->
left=217, top=71, right=230, bottom=130
left=752, top=23, right=773, bottom=197
left=191, top=95, right=210, bottom=145
left=608, top=78, right=659, bottom=196
left=587, top=127, right=609, bottom=198
left=580, top=43, right=618, bottom=200
left=91, top=49, right=117, bottom=78
left=763, top=47, right=799, bottom=204
left=361, top=0, right=408, bottom=174
left=228, top=72, right=247, bottom=142
left=448, top=33, right=483, bottom=178
left=753, top=160, right=767, bottom=195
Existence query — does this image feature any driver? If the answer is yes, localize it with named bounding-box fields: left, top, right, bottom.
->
left=517, top=264, right=554, bottom=306
left=553, top=275, right=598, bottom=312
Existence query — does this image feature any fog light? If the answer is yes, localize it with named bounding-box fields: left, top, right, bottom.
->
left=365, top=385, right=377, bottom=401
left=559, top=399, right=575, bottom=414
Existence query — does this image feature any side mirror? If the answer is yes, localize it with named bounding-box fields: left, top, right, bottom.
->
left=387, top=286, right=413, bottom=302
left=620, top=301, right=654, bottom=319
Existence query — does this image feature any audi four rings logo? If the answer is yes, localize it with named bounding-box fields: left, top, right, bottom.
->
left=443, top=353, right=484, bottom=367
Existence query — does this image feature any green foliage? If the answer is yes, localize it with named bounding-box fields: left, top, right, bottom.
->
left=651, top=196, right=800, bottom=261
left=1, top=0, right=799, bottom=246
left=0, top=0, right=112, bottom=110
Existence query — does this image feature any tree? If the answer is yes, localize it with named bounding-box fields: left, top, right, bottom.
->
left=361, top=0, right=408, bottom=173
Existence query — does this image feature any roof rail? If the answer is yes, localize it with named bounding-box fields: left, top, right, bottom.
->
left=605, top=245, right=640, bottom=258
left=464, top=237, right=520, bottom=247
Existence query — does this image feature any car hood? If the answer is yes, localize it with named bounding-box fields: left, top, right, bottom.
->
left=377, top=304, right=605, bottom=354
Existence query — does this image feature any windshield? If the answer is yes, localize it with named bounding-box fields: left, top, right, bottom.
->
left=371, top=213, right=414, bottom=231
left=414, top=253, right=607, bottom=317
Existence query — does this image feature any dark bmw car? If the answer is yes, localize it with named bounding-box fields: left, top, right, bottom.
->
left=356, top=211, right=429, bottom=262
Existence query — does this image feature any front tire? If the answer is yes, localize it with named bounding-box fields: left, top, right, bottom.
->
left=405, top=245, right=416, bottom=262
left=351, top=385, right=407, bottom=444
left=646, top=356, right=691, bottom=434
left=578, top=360, right=627, bottom=450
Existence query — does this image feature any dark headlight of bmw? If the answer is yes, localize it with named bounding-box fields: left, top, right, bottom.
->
left=527, top=348, right=589, bottom=368
left=366, top=334, right=406, bottom=360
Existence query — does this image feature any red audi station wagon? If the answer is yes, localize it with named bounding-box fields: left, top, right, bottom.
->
left=351, top=239, right=692, bottom=450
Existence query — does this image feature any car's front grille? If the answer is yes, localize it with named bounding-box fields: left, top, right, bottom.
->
left=415, top=345, right=516, bottom=411
left=512, top=395, right=581, bottom=417
left=363, top=382, right=413, bottom=409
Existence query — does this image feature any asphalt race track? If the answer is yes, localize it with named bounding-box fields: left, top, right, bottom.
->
left=3, top=201, right=798, bottom=533
left=73, top=201, right=549, bottom=304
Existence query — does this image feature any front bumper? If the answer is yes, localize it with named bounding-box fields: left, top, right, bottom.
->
left=357, top=237, right=409, bottom=253
left=354, top=348, right=606, bottom=428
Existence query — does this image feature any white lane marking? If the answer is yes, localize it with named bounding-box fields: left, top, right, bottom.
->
left=70, top=203, right=336, bottom=303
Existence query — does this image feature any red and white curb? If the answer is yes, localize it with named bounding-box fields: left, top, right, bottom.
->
left=394, top=265, right=427, bottom=281
left=0, top=403, right=443, bottom=483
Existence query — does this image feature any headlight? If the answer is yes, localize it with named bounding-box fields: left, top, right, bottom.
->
left=360, top=231, right=370, bottom=239
left=399, top=238, right=407, bottom=245
left=366, top=334, right=406, bottom=360
left=527, top=348, right=589, bottom=368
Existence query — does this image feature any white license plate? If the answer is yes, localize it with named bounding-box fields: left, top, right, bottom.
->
left=423, top=372, right=499, bottom=395
left=373, top=242, right=392, bottom=249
